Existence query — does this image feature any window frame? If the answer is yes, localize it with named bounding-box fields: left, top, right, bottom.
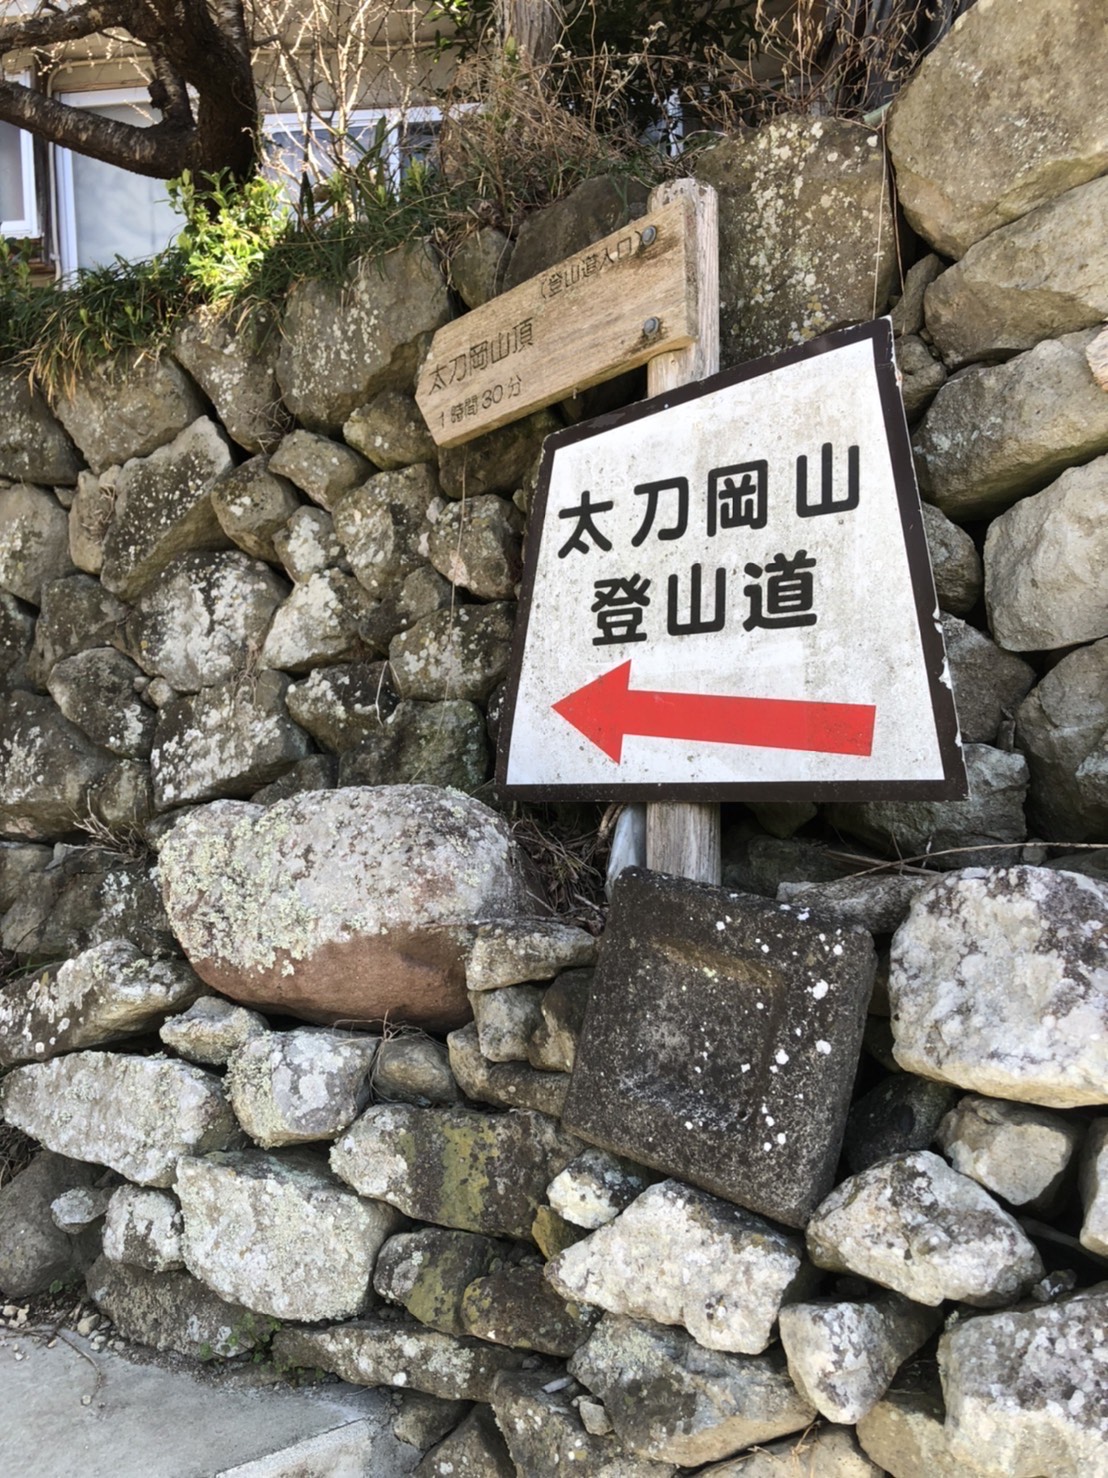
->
left=262, top=104, right=445, bottom=195
left=0, top=71, right=40, bottom=238
left=53, top=85, right=174, bottom=275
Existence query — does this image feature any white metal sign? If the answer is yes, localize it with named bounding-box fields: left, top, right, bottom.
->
left=498, top=320, right=965, bottom=801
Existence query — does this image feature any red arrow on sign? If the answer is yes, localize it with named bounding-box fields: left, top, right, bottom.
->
left=552, top=660, right=876, bottom=764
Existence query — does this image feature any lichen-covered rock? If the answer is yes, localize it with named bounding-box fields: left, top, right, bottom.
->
left=359, top=564, right=453, bottom=652
left=0, top=370, right=82, bottom=485
left=332, top=463, right=441, bottom=598
left=855, top=1364, right=968, bottom=1477
left=887, top=0, right=1108, bottom=258
left=337, top=700, right=490, bottom=795
left=895, top=335, right=947, bottom=422
left=225, top=1028, right=378, bottom=1147
left=372, top=1037, right=460, bottom=1107
left=99, top=417, right=235, bottom=600
left=158, top=994, right=267, bottom=1066
left=984, top=456, right=1108, bottom=651
left=272, top=505, right=347, bottom=583
left=177, top=1148, right=401, bottom=1321
left=471, top=984, right=545, bottom=1063
left=0, top=691, right=114, bottom=840
left=414, top=1404, right=516, bottom=1478
left=913, top=328, right=1108, bottom=520
left=0, top=1152, right=95, bottom=1297
left=46, top=647, right=156, bottom=758
left=53, top=353, right=205, bottom=474
left=447, top=1022, right=570, bottom=1117
left=461, top=918, right=598, bottom=992
left=0, top=847, right=173, bottom=961
left=778, top=1295, right=940, bottom=1426
left=937, top=1095, right=1082, bottom=1214
left=259, top=569, right=377, bottom=671
left=272, top=1316, right=531, bottom=1401
left=925, top=176, right=1108, bottom=367
left=150, top=670, right=310, bottom=809
left=461, top=1258, right=598, bottom=1356
left=121, top=549, right=287, bottom=692
left=209, top=455, right=301, bottom=562
left=51, top=1185, right=113, bottom=1233
left=938, top=1290, right=1108, bottom=1477
left=547, top=1181, right=808, bottom=1356
left=569, top=1314, right=816, bottom=1466
left=547, top=1149, right=653, bottom=1230
left=172, top=304, right=291, bottom=453
left=285, top=662, right=397, bottom=751
left=826, top=744, right=1028, bottom=869
left=427, top=494, right=522, bottom=601
left=920, top=501, right=982, bottom=617
left=331, top=1103, right=581, bottom=1240
left=0, top=483, right=74, bottom=604
left=25, top=573, right=129, bottom=688
left=102, top=1186, right=184, bottom=1272
left=343, top=390, right=437, bottom=470
left=776, top=874, right=936, bottom=935
left=158, top=785, right=535, bottom=1029
left=268, top=430, right=372, bottom=510
left=0, top=592, right=34, bottom=680
left=528, top=968, right=592, bottom=1073
left=438, top=409, right=559, bottom=501
left=694, top=117, right=896, bottom=365
left=491, top=1371, right=678, bottom=1477
left=940, top=615, right=1035, bottom=744
left=373, top=1226, right=508, bottom=1335
left=276, top=242, right=452, bottom=434
left=67, top=469, right=115, bottom=576
left=86, top=1253, right=275, bottom=1360
left=0, top=938, right=203, bottom=1067
left=1015, top=639, right=1108, bottom=841
left=0, top=839, right=51, bottom=913
left=389, top=602, right=516, bottom=702
left=504, top=173, right=649, bottom=289
left=0, top=1052, right=237, bottom=1187
left=1080, top=1121, right=1108, bottom=1257
left=806, top=1150, right=1043, bottom=1306
left=889, top=866, right=1108, bottom=1108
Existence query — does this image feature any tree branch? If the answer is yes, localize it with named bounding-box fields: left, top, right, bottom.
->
left=0, top=1, right=138, bottom=52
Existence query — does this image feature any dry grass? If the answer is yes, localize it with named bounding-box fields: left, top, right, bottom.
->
left=0, top=1122, right=38, bottom=1191
left=510, top=803, right=621, bottom=934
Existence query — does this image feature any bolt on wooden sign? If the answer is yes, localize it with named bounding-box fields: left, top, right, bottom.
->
left=497, top=319, right=966, bottom=801
left=416, top=193, right=699, bottom=447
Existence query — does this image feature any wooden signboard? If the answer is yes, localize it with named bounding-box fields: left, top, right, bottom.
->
left=416, top=192, right=700, bottom=447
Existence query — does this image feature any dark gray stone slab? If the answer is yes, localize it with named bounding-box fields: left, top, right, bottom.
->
left=561, top=869, right=876, bottom=1227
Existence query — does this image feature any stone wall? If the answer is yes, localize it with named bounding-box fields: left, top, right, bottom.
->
left=1, top=0, right=1107, bottom=1472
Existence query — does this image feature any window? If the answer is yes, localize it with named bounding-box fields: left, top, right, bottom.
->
left=262, top=106, right=445, bottom=201
left=0, top=74, right=39, bottom=238
left=54, top=89, right=179, bottom=275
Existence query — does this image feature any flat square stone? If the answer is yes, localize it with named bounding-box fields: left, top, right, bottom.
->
left=561, top=869, right=875, bottom=1227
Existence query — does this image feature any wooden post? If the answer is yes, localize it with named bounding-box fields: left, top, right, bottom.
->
left=644, top=178, right=722, bottom=886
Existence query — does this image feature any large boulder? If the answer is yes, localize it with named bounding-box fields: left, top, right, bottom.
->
left=99, top=417, right=235, bottom=599
left=0, top=484, right=74, bottom=604
left=121, top=549, right=288, bottom=692
left=0, top=691, right=114, bottom=840
left=984, top=456, right=1108, bottom=651
left=913, top=328, right=1108, bottom=521
left=1015, top=638, right=1108, bottom=841
left=925, top=176, right=1108, bottom=367
left=276, top=242, right=452, bottom=434
left=693, top=116, right=897, bottom=366
left=176, top=1149, right=402, bottom=1321
left=0, top=1052, right=237, bottom=1186
left=52, top=353, right=206, bottom=474
left=889, top=866, right=1108, bottom=1108
left=887, top=0, right=1108, bottom=258
left=149, top=669, right=310, bottom=810
left=157, top=785, right=536, bottom=1029
left=938, top=1291, right=1108, bottom=1477
left=172, top=304, right=292, bottom=453
left=0, top=939, right=203, bottom=1067
left=0, top=371, right=82, bottom=485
